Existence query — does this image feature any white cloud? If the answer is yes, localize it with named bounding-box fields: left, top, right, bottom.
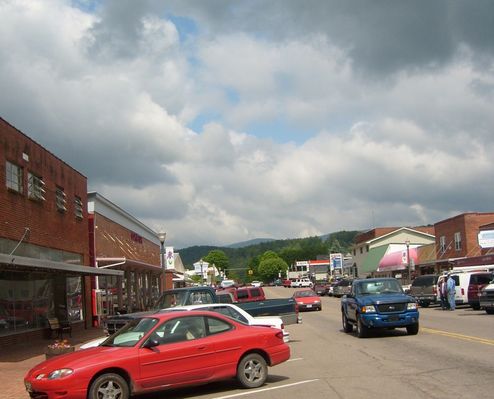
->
left=1, top=0, right=494, bottom=249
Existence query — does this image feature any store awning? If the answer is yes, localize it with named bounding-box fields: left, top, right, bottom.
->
left=378, top=247, right=418, bottom=272
left=361, top=245, right=389, bottom=274
left=0, top=253, right=123, bottom=277
left=96, top=257, right=163, bottom=273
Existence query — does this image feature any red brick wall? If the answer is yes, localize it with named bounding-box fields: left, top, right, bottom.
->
left=435, top=213, right=494, bottom=260
left=0, top=118, right=89, bottom=263
left=94, top=213, right=160, bottom=265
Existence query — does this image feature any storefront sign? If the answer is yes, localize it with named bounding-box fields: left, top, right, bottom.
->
left=130, top=232, right=143, bottom=244
left=478, top=230, right=494, bottom=248
left=165, top=247, right=175, bottom=270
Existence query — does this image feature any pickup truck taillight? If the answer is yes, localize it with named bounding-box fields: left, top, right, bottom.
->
left=433, top=286, right=437, bottom=295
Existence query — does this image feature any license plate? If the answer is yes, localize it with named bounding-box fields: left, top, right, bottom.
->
left=25, top=382, right=32, bottom=392
left=388, top=316, right=399, bottom=322
left=306, top=304, right=312, bottom=308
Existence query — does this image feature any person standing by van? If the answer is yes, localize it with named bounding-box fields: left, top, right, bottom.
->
left=438, top=276, right=449, bottom=310
left=446, top=274, right=456, bottom=311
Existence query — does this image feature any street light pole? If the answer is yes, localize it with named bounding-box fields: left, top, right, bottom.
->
left=158, top=232, right=167, bottom=292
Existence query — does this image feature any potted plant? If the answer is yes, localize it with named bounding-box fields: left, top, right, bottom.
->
left=45, top=339, right=75, bottom=359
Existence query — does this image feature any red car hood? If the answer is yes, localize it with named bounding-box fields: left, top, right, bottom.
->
left=27, top=346, right=133, bottom=376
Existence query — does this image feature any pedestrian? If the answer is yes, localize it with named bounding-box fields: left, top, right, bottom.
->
left=446, top=274, right=456, bottom=311
left=438, top=276, right=448, bottom=310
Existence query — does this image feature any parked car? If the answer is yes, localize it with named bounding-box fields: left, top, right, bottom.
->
left=313, top=283, right=328, bottom=296
left=326, top=282, right=337, bottom=297
left=290, top=278, right=313, bottom=288
left=409, top=274, right=439, bottom=307
left=220, top=279, right=236, bottom=288
left=479, top=277, right=494, bottom=314
left=292, top=289, right=322, bottom=311
left=82, top=302, right=290, bottom=349
left=333, top=279, right=352, bottom=298
left=25, top=311, right=290, bottom=398
left=283, top=279, right=292, bottom=288
left=216, top=286, right=266, bottom=303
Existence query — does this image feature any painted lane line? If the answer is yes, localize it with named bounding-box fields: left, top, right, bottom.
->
left=287, top=357, right=303, bottom=362
left=213, top=379, right=320, bottom=399
left=422, top=327, right=494, bottom=346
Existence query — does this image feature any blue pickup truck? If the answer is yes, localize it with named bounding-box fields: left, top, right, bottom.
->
left=341, top=278, right=419, bottom=338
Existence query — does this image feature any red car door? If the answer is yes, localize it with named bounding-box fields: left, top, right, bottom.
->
left=138, top=315, right=216, bottom=389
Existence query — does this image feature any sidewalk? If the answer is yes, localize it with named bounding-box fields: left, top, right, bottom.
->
left=0, top=327, right=105, bottom=399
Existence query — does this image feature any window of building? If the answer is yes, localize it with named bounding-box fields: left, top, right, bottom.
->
left=74, top=196, right=83, bottom=219
left=6, top=161, right=23, bottom=193
left=439, top=236, right=446, bottom=254
left=353, top=249, right=356, bottom=256
left=454, top=232, right=462, bottom=251
left=56, top=187, right=67, bottom=212
left=366, top=245, right=369, bottom=252
left=360, top=247, right=363, bottom=254
left=27, top=172, right=46, bottom=201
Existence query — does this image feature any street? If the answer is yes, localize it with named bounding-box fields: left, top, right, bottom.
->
left=140, top=286, right=494, bottom=399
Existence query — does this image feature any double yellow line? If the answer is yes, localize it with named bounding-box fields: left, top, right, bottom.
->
left=422, top=327, right=494, bottom=346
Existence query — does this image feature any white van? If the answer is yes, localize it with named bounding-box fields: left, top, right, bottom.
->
left=437, top=271, right=493, bottom=307
left=220, top=279, right=235, bottom=288
left=290, top=278, right=313, bottom=288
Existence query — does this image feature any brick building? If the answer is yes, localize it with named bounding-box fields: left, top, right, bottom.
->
left=432, top=212, right=494, bottom=271
left=88, top=192, right=174, bottom=325
left=0, top=118, right=121, bottom=347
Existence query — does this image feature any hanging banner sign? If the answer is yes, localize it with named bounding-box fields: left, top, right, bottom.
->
left=165, top=247, right=175, bottom=270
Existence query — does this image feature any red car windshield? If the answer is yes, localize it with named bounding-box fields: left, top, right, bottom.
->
left=102, top=317, right=159, bottom=347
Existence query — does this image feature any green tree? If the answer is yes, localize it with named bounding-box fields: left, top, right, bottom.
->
left=203, top=249, right=229, bottom=274
left=257, top=251, right=288, bottom=282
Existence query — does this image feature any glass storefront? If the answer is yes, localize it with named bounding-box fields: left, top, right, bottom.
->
left=0, top=269, right=83, bottom=337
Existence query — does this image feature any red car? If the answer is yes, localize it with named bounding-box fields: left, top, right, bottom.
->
left=24, top=311, right=290, bottom=399
left=292, top=289, right=322, bottom=311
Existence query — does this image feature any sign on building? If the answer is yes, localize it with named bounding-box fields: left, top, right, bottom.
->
left=478, top=230, right=494, bottom=248
left=165, top=247, right=175, bottom=269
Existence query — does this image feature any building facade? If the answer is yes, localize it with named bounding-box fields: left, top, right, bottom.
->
left=88, top=192, right=173, bottom=324
left=0, top=118, right=121, bottom=347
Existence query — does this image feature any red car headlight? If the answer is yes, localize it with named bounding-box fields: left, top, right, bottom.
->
left=36, top=368, right=74, bottom=380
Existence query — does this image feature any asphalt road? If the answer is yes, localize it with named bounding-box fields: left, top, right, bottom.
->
left=142, top=286, right=494, bottom=399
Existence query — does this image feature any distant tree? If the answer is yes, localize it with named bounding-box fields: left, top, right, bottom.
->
left=328, top=238, right=343, bottom=254
left=203, top=250, right=229, bottom=274
left=257, top=251, right=288, bottom=282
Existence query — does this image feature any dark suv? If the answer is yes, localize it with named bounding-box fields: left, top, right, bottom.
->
left=409, top=274, right=439, bottom=307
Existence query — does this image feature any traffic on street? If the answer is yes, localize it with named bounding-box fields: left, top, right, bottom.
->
left=132, top=286, right=494, bottom=399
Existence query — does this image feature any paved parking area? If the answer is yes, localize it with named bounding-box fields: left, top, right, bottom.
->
left=0, top=328, right=105, bottom=399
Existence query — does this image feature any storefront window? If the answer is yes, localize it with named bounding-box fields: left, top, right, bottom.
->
left=0, top=270, right=53, bottom=335
left=67, top=276, right=83, bottom=322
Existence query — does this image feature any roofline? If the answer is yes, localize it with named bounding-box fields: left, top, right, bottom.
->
left=88, top=192, right=159, bottom=239
left=1, top=117, right=87, bottom=179
left=366, top=227, right=435, bottom=244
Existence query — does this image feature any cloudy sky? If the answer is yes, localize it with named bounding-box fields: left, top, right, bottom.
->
left=1, top=0, right=493, bottom=248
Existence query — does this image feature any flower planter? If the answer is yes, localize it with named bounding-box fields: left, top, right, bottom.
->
left=45, top=345, right=75, bottom=360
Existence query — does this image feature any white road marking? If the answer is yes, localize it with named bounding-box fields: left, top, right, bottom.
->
left=287, top=357, right=303, bottom=362
left=213, top=379, right=320, bottom=399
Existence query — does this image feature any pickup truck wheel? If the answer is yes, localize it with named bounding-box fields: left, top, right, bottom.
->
left=419, top=301, right=430, bottom=308
left=406, top=323, right=419, bottom=335
left=356, top=316, right=369, bottom=338
left=237, top=353, right=267, bottom=388
left=342, top=312, right=353, bottom=333
left=485, top=308, right=494, bottom=315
